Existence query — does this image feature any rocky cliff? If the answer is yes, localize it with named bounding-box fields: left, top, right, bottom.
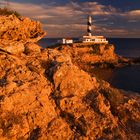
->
left=49, top=43, right=119, bottom=72
left=0, top=15, right=45, bottom=55
left=0, top=15, right=140, bottom=140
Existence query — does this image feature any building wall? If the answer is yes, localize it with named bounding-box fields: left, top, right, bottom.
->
left=62, top=39, right=73, bottom=44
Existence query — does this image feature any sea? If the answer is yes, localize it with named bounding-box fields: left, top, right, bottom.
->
left=38, top=38, right=140, bottom=93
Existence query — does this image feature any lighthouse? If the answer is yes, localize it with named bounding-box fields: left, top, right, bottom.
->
left=87, top=15, right=92, bottom=36
left=82, top=15, right=108, bottom=44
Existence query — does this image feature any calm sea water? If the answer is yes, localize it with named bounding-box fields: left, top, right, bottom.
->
left=38, top=38, right=140, bottom=93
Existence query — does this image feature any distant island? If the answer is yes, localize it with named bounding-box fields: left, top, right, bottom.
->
left=0, top=14, right=139, bottom=140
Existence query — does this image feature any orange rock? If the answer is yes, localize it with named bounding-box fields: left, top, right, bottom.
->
left=24, top=43, right=41, bottom=55
left=0, top=16, right=139, bottom=140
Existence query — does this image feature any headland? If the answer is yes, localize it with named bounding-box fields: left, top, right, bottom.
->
left=0, top=15, right=140, bottom=140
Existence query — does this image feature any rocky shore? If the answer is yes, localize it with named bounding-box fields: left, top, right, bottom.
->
left=0, top=15, right=140, bottom=140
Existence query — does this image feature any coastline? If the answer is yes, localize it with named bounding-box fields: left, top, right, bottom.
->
left=0, top=15, right=140, bottom=139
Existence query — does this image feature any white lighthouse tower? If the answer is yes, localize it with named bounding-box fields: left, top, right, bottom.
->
left=82, top=15, right=108, bottom=44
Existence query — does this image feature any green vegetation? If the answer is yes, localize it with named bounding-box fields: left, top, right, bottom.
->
left=0, top=8, right=21, bottom=17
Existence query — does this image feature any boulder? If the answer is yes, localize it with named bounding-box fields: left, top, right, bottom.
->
left=0, top=42, right=24, bottom=54
left=0, top=15, right=46, bottom=55
left=52, top=62, right=99, bottom=97
left=24, top=43, right=41, bottom=54
left=0, top=15, right=46, bottom=43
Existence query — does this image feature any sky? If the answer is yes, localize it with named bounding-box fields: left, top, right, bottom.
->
left=0, top=0, right=140, bottom=38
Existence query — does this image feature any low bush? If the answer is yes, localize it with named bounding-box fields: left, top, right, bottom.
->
left=0, top=8, right=21, bottom=17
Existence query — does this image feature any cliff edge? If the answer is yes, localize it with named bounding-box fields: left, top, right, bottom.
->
left=0, top=15, right=140, bottom=140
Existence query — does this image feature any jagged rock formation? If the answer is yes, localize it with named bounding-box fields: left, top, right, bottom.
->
left=0, top=15, right=140, bottom=140
left=72, top=43, right=118, bottom=64
left=0, top=15, right=46, bottom=54
left=49, top=43, right=118, bottom=73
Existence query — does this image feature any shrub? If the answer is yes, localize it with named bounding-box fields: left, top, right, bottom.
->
left=0, top=8, right=21, bottom=17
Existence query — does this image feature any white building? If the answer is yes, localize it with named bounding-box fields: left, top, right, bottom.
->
left=82, top=16, right=108, bottom=44
left=61, top=38, right=73, bottom=44
left=82, top=35, right=108, bottom=44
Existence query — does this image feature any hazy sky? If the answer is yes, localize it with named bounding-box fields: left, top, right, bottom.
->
left=1, top=0, right=140, bottom=38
